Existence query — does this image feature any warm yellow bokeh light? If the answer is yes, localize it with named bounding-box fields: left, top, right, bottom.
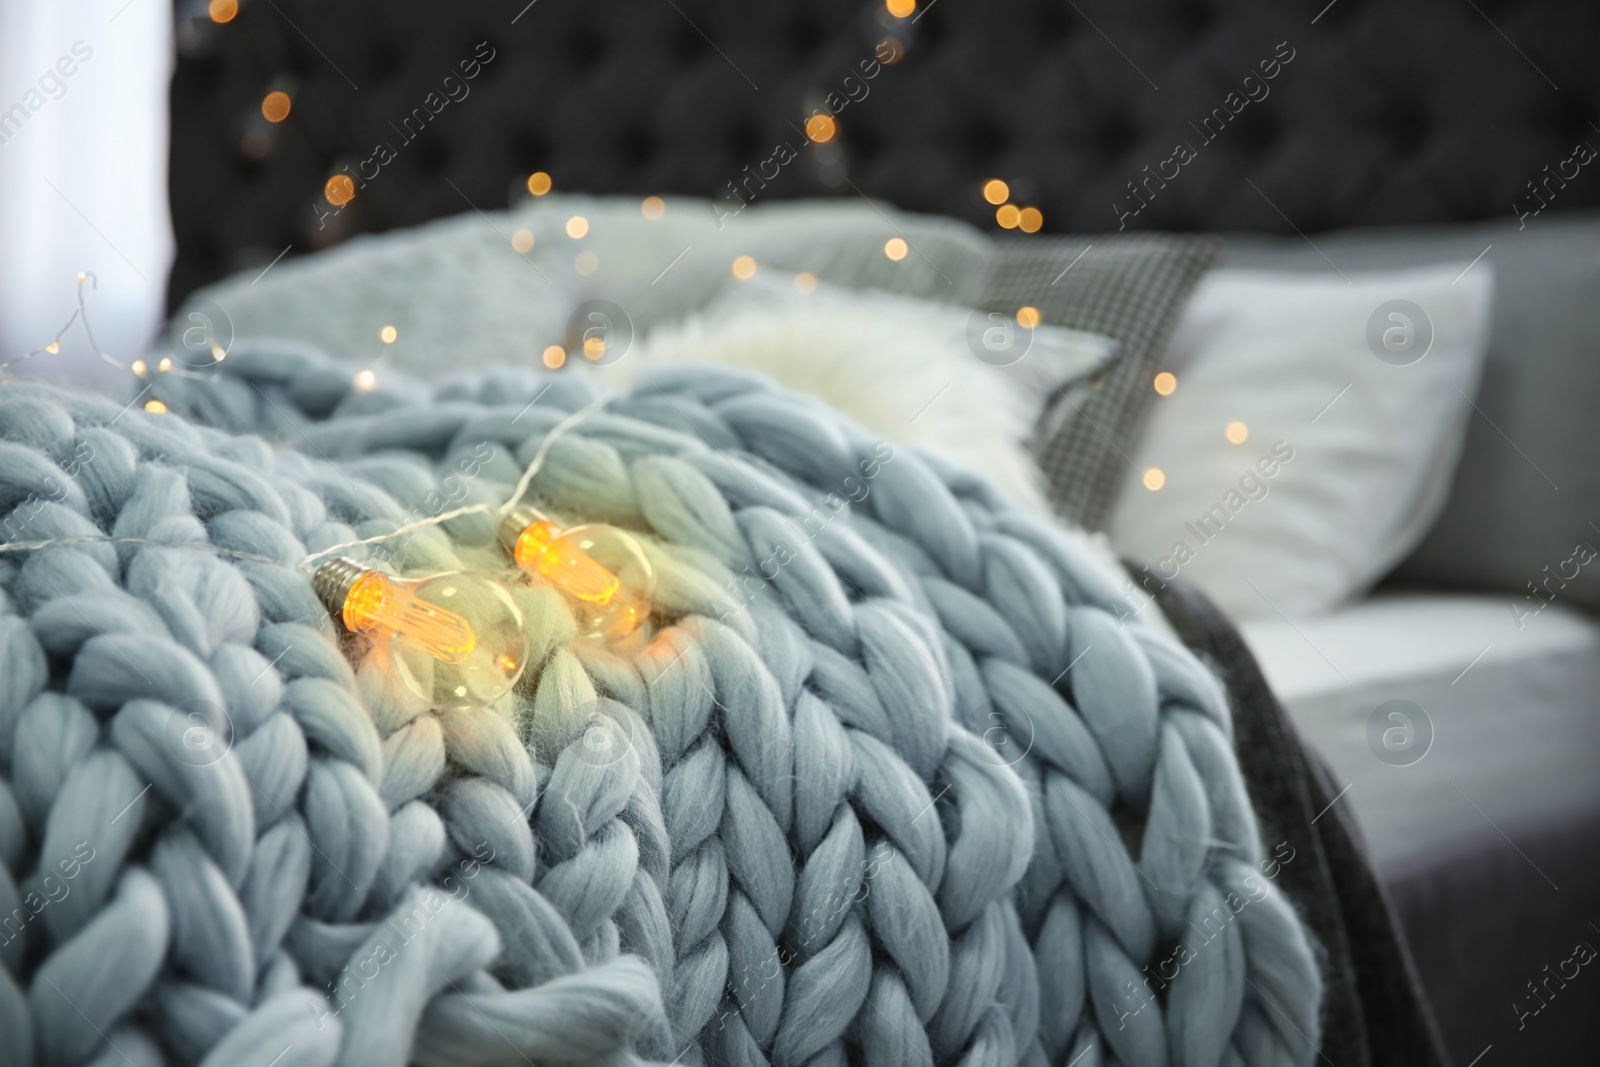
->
left=583, top=337, right=606, bottom=361
left=641, top=196, right=666, bottom=220
left=574, top=250, right=599, bottom=275
left=379, top=325, right=398, bottom=344
left=983, top=179, right=1010, bottom=205
left=527, top=171, right=552, bottom=196
left=261, top=91, right=291, bottom=123
left=325, top=174, right=355, bottom=206
left=794, top=272, right=818, bottom=294
left=45, top=342, right=59, bottom=355
left=131, top=359, right=148, bottom=377
left=209, top=0, right=238, bottom=23
left=996, top=204, right=1021, bottom=229
left=158, top=357, right=173, bottom=372
left=354, top=369, right=378, bottom=391
left=1226, top=420, right=1250, bottom=444
left=511, top=229, right=535, bottom=253
left=1153, top=371, right=1177, bottom=396
left=565, top=215, right=589, bottom=239
left=1016, top=306, right=1041, bottom=329
left=1143, top=468, right=1166, bottom=491
left=805, top=114, right=837, bottom=143
left=144, top=400, right=168, bottom=414
left=887, top=0, right=916, bottom=17
left=884, top=237, right=909, bottom=261
left=732, top=255, right=757, bottom=280
left=542, top=345, right=567, bottom=369
left=1018, top=206, right=1043, bottom=233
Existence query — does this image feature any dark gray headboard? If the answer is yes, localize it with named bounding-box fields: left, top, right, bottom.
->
left=167, top=0, right=1600, bottom=308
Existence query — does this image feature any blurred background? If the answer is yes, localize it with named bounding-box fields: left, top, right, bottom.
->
left=7, top=0, right=1597, bottom=379
left=0, top=0, right=171, bottom=383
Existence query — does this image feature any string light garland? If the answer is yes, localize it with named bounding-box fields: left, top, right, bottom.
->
left=1, top=271, right=224, bottom=385
left=3, top=282, right=657, bottom=699
left=4, top=378, right=650, bottom=698
left=1, top=272, right=123, bottom=379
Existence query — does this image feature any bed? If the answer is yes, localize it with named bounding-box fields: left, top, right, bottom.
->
left=35, top=0, right=1600, bottom=1063
left=1244, top=594, right=1600, bottom=1062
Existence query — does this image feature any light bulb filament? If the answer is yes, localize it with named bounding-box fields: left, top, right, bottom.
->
left=341, top=570, right=476, bottom=664
left=513, top=519, right=621, bottom=604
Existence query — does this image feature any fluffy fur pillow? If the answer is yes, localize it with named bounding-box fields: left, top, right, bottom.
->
left=586, top=277, right=1116, bottom=514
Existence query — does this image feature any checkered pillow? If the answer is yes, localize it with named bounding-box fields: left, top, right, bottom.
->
left=982, top=235, right=1219, bottom=529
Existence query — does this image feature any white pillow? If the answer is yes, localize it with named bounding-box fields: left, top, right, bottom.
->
left=586, top=276, right=1118, bottom=513
left=1107, top=263, right=1495, bottom=619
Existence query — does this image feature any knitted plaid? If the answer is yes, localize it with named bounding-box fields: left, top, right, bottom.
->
left=0, top=345, right=1320, bottom=1067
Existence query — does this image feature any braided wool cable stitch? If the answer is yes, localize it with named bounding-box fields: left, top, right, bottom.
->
left=0, top=341, right=1322, bottom=1067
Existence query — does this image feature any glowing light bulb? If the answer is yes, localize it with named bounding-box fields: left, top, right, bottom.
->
left=314, top=558, right=528, bottom=707
left=499, top=507, right=655, bottom=641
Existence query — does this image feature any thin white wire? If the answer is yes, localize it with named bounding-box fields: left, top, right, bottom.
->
left=300, top=501, right=498, bottom=566
left=1, top=272, right=125, bottom=377
left=498, top=392, right=613, bottom=519
left=2, top=273, right=613, bottom=570
left=2, top=385, right=606, bottom=568
left=299, top=391, right=613, bottom=565
left=0, top=534, right=292, bottom=567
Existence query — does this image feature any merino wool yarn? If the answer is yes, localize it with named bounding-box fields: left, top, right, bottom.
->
left=0, top=343, right=1322, bottom=1067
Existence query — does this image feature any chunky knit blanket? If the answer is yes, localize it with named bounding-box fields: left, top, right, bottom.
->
left=0, top=344, right=1321, bottom=1067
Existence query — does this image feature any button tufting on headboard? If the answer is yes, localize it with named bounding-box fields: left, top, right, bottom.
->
left=167, top=0, right=1600, bottom=309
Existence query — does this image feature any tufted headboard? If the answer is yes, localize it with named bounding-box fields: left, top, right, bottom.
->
left=167, top=0, right=1600, bottom=309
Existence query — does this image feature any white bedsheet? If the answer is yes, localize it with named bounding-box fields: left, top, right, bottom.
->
left=1240, top=593, right=1600, bottom=873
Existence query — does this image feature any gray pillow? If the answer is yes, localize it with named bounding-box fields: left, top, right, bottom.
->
left=982, top=236, right=1219, bottom=530
left=1222, top=211, right=1600, bottom=614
